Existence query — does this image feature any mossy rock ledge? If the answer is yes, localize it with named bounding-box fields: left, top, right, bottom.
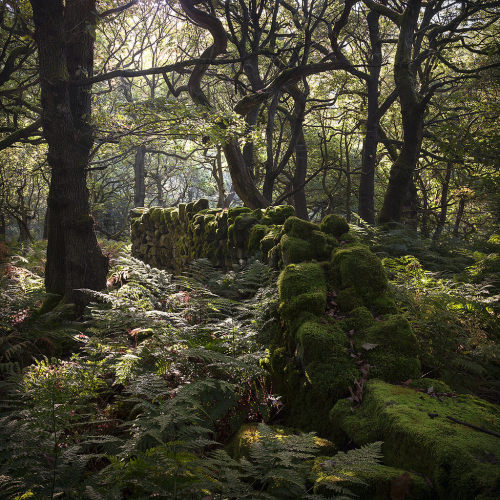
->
left=131, top=202, right=499, bottom=499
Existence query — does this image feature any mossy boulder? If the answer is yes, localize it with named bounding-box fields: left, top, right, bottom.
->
left=278, top=262, right=327, bottom=321
left=409, top=378, right=452, bottom=394
left=260, top=205, right=295, bottom=225
left=341, top=306, right=375, bottom=332
left=320, top=214, right=349, bottom=238
left=336, top=287, right=364, bottom=312
left=280, top=234, right=314, bottom=264
left=248, top=224, right=270, bottom=253
left=305, top=360, right=359, bottom=400
left=331, top=244, right=388, bottom=306
left=356, top=315, right=421, bottom=383
left=330, top=380, right=500, bottom=500
left=260, top=227, right=282, bottom=260
left=295, top=319, right=347, bottom=365
left=283, top=216, right=320, bottom=239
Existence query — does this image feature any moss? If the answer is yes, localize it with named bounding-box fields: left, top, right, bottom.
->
left=368, top=352, right=421, bottom=383
left=360, top=315, right=419, bottom=357
left=295, top=320, right=347, bottom=365
left=38, top=293, right=63, bottom=315
left=261, top=205, right=295, bottom=225
left=129, top=207, right=147, bottom=220
left=278, top=263, right=327, bottom=321
left=148, top=207, right=164, bottom=224
left=320, top=214, right=349, bottom=237
left=283, top=216, right=319, bottom=239
left=331, top=244, right=388, bottom=303
left=260, top=227, right=281, bottom=259
left=314, top=463, right=431, bottom=500
left=305, top=360, right=358, bottom=399
left=330, top=380, right=500, bottom=500
left=337, top=232, right=359, bottom=245
left=370, top=294, right=398, bottom=314
left=310, top=230, right=329, bottom=260
left=409, top=378, right=451, bottom=393
left=342, top=306, right=375, bottom=331
left=288, top=311, right=318, bottom=338
left=192, top=198, right=209, bottom=212
left=228, top=206, right=252, bottom=221
left=178, top=203, right=186, bottom=221
left=358, top=315, right=421, bottom=382
left=280, top=234, right=314, bottom=264
left=337, top=287, right=363, bottom=312
left=248, top=224, right=270, bottom=253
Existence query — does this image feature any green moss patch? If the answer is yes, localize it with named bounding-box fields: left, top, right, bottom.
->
left=278, top=263, right=327, bottom=321
left=296, top=320, right=347, bottom=365
left=331, top=245, right=388, bottom=304
left=320, top=214, right=349, bottom=238
left=330, top=380, right=500, bottom=500
left=280, top=234, right=314, bottom=264
left=283, top=216, right=320, bottom=239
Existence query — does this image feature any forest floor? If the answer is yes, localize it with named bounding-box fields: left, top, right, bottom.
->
left=0, top=230, right=499, bottom=499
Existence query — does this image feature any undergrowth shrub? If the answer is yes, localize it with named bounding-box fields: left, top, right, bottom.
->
left=383, top=255, right=500, bottom=400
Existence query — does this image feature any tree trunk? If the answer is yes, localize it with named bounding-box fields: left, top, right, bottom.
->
left=30, top=0, right=108, bottom=305
left=17, top=215, right=32, bottom=242
left=134, top=144, right=146, bottom=207
left=358, top=11, right=381, bottom=225
left=0, top=213, right=6, bottom=241
left=417, top=173, right=430, bottom=238
left=344, top=132, right=352, bottom=223
left=42, top=207, right=48, bottom=240
left=213, top=145, right=226, bottom=208
left=433, top=162, right=452, bottom=241
left=293, top=125, right=308, bottom=220
left=453, top=197, right=465, bottom=237
left=378, top=0, right=424, bottom=224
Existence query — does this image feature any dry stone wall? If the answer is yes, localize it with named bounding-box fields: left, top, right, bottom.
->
left=130, top=200, right=294, bottom=272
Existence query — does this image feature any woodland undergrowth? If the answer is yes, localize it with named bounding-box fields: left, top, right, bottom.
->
left=0, top=240, right=384, bottom=499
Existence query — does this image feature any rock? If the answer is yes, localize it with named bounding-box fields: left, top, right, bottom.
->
left=330, top=380, right=500, bottom=500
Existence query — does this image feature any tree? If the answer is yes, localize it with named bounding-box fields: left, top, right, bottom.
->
left=29, top=0, right=108, bottom=304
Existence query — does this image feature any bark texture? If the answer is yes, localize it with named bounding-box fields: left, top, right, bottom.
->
left=378, top=0, right=424, bottom=224
left=30, top=0, right=108, bottom=303
left=134, top=145, right=146, bottom=207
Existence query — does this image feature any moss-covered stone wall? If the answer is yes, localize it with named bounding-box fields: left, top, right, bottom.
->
left=131, top=202, right=499, bottom=499
left=130, top=200, right=294, bottom=272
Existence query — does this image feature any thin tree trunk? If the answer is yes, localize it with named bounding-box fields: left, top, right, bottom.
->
left=31, top=0, right=108, bottom=304
left=0, top=213, right=5, bottom=241
left=214, top=145, right=226, bottom=208
left=344, top=132, right=352, bottom=223
left=417, top=173, right=430, bottom=238
left=180, top=0, right=269, bottom=209
left=17, top=215, right=32, bottom=242
left=293, top=125, right=308, bottom=220
left=134, top=145, right=146, bottom=207
left=453, top=197, right=465, bottom=237
left=433, top=162, right=452, bottom=241
left=358, top=11, right=381, bottom=225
